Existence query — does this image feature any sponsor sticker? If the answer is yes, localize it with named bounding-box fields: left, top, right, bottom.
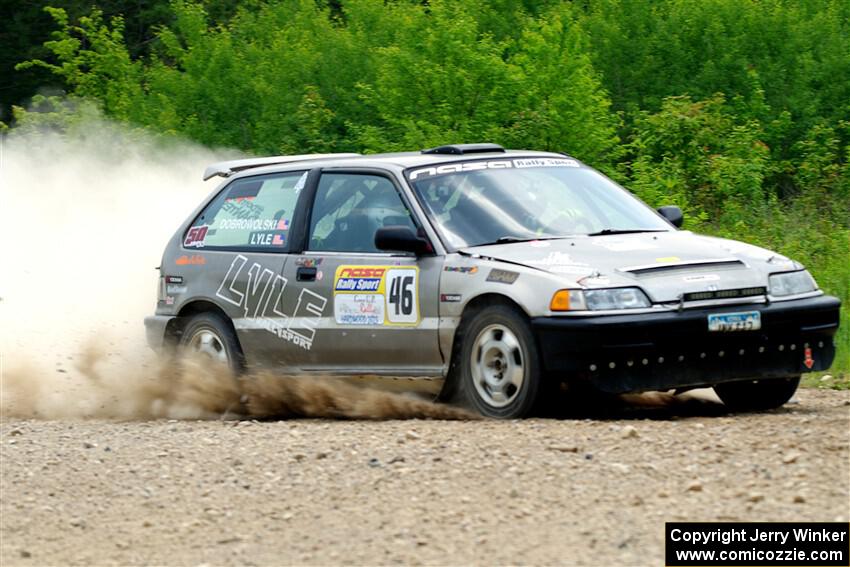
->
left=333, top=265, right=419, bottom=326
left=226, top=180, right=262, bottom=201
left=529, top=251, right=583, bottom=267
left=513, top=158, right=579, bottom=168
left=221, top=199, right=264, bottom=220
left=486, top=269, right=519, bottom=284
left=592, top=239, right=657, bottom=252
left=409, top=158, right=580, bottom=180
left=184, top=225, right=209, bottom=248
left=295, top=257, right=323, bottom=268
left=335, top=267, right=386, bottom=292
left=176, top=254, right=205, bottom=266
left=440, top=293, right=462, bottom=303
left=293, top=171, right=308, bottom=194
left=444, top=265, right=478, bottom=274
left=683, top=274, right=720, bottom=282
left=335, top=294, right=385, bottom=326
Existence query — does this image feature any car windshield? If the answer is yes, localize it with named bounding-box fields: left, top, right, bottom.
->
left=407, top=159, right=672, bottom=248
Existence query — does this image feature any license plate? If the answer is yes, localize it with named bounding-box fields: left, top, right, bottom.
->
left=707, top=311, right=761, bottom=332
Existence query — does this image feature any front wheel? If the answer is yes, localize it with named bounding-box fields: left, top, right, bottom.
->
left=713, top=375, right=800, bottom=412
left=450, top=305, right=541, bottom=418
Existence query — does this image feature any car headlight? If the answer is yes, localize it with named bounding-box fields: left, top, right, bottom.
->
left=550, top=288, right=651, bottom=311
left=769, top=270, right=818, bottom=297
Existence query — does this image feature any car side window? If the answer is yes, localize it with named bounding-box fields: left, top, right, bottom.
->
left=185, top=171, right=308, bottom=250
left=308, top=173, right=416, bottom=253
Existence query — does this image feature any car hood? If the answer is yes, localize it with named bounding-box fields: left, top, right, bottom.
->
left=460, top=231, right=796, bottom=303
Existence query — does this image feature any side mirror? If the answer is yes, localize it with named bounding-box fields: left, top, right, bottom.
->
left=657, top=205, right=684, bottom=228
left=375, top=226, right=433, bottom=255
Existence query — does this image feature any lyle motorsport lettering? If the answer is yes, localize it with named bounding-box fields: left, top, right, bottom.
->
left=249, top=231, right=285, bottom=246
left=216, top=254, right=326, bottom=350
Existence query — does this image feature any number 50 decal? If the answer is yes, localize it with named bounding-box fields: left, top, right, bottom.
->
left=385, top=268, right=419, bottom=325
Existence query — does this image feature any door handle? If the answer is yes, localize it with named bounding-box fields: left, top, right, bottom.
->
left=296, top=267, right=317, bottom=282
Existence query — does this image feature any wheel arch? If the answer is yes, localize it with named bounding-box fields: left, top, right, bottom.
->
left=164, top=299, right=237, bottom=346
left=459, top=292, right=531, bottom=322
left=438, top=292, right=532, bottom=401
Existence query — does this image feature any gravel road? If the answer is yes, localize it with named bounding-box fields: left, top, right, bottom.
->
left=2, top=388, right=848, bottom=567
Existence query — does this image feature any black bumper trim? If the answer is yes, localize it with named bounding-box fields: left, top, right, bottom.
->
left=532, top=295, right=841, bottom=393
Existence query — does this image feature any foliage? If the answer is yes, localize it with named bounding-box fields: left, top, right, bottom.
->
left=626, top=94, right=850, bottom=375
left=6, top=0, right=850, bottom=377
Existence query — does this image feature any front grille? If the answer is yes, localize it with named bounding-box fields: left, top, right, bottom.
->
left=682, top=286, right=767, bottom=302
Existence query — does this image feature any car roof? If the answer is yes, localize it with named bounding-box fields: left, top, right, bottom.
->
left=204, top=147, right=577, bottom=181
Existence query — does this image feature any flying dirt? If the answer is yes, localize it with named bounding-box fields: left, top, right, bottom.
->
left=0, top=112, right=468, bottom=421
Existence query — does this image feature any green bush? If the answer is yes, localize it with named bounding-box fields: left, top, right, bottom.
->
left=10, top=0, right=850, bottom=377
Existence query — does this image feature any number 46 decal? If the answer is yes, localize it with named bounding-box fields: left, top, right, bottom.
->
left=386, top=268, right=419, bottom=325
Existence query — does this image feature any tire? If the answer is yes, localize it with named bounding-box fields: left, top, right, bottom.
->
left=178, top=312, right=244, bottom=373
left=449, top=304, right=541, bottom=419
left=713, top=375, right=800, bottom=412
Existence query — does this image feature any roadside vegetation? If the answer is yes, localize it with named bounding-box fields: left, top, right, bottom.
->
left=3, top=0, right=847, bottom=378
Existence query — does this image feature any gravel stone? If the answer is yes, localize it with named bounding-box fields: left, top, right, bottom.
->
left=621, top=425, right=639, bottom=439
left=782, top=452, right=800, bottom=464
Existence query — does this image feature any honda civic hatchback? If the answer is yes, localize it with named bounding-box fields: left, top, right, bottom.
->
left=145, top=143, right=841, bottom=418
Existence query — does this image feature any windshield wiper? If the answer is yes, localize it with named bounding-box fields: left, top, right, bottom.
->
left=585, top=229, right=668, bottom=237
left=471, top=235, right=568, bottom=246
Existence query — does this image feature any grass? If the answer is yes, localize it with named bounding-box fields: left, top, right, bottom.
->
left=802, top=372, right=850, bottom=390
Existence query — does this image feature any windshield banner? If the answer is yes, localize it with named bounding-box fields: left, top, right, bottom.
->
left=407, top=157, right=579, bottom=180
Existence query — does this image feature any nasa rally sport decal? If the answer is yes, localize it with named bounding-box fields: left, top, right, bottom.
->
left=333, top=266, right=420, bottom=326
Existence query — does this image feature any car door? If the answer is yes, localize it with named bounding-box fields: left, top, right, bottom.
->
left=181, top=169, right=309, bottom=366
left=279, top=170, right=444, bottom=375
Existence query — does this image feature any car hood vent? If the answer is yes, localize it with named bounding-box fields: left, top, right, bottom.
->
left=619, top=258, right=745, bottom=275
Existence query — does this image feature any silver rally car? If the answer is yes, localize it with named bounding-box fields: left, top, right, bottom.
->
left=145, top=143, right=841, bottom=418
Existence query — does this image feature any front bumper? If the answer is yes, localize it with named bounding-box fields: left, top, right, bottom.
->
left=532, top=295, right=841, bottom=393
left=144, top=315, right=176, bottom=351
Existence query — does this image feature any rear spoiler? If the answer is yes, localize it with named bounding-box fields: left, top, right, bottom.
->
left=203, top=153, right=361, bottom=181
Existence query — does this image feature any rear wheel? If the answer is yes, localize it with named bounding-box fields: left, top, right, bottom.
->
left=179, top=312, right=244, bottom=373
left=450, top=305, right=541, bottom=419
left=713, top=376, right=800, bottom=412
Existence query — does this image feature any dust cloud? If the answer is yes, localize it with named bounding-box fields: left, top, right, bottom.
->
left=0, top=113, right=472, bottom=421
